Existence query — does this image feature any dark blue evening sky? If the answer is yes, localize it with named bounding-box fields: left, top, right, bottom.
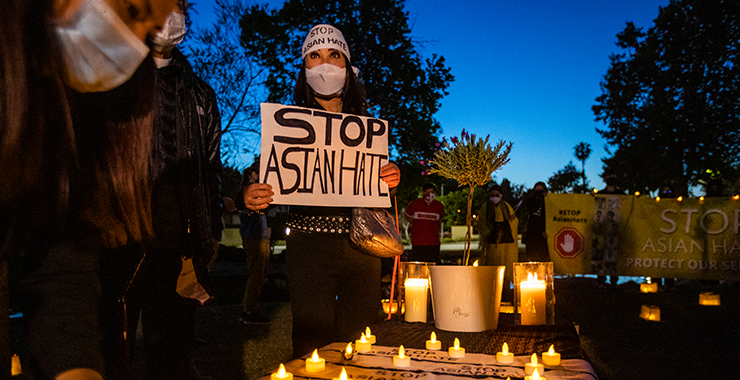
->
left=190, top=0, right=669, bottom=192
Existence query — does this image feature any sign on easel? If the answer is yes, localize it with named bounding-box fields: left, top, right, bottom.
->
left=260, top=103, right=391, bottom=208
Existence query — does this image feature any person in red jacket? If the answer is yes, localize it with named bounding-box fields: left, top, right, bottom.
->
left=405, top=183, right=445, bottom=263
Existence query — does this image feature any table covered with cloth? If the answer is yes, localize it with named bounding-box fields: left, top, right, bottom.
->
left=261, top=314, right=598, bottom=380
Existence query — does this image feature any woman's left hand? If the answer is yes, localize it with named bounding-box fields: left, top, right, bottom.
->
left=380, top=162, right=401, bottom=188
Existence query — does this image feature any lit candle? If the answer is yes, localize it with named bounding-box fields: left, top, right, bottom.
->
left=11, top=354, right=21, bottom=376
left=520, top=273, right=547, bottom=325
left=364, top=326, right=376, bottom=344
left=333, top=367, right=349, bottom=380
left=393, top=345, right=411, bottom=367
left=448, top=337, right=465, bottom=358
left=639, top=304, right=661, bottom=321
left=271, top=364, right=293, bottom=380
left=305, top=349, right=325, bottom=372
left=699, top=292, right=721, bottom=306
left=342, top=342, right=354, bottom=361
left=355, top=332, right=372, bottom=352
left=425, top=331, right=441, bottom=350
left=404, top=278, right=429, bottom=322
left=496, top=342, right=514, bottom=363
left=541, top=345, right=561, bottom=366
left=524, top=353, right=545, bottom=375
left=640, top=278, right=658, bottom=293
left=524, top=368, right=546, bottom=380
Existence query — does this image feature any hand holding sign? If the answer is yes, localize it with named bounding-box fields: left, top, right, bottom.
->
left=380, top=162, right=400, bottom=188
left=243, top=183, right=274, bottom=211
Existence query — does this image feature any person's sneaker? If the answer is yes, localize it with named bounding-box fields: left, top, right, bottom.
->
left=239, top=311, right=271, bottom=325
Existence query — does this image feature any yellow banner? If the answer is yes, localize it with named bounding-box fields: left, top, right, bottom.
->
left=545, top=194, right=740, bottom=280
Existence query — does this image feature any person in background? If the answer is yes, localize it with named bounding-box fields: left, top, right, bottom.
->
left=522, top=181, right=549, bottom=262
left=242, top=24, right=401, bottom=359
left=238, top=163, right=272, bottom=325
left=404, top=183, right=445, bottom=264
left=596, top=172, right=624, bottom=289
left=478, top=185, right=518, bottom=301
left=126, top=2, right=223, bottom=378
left=1, top=0, right=176, bottom=378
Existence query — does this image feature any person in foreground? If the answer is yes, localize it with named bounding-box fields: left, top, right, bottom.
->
left=242, top=24, right=401, bottom=358
left=1, top=0, right=175, bottom=378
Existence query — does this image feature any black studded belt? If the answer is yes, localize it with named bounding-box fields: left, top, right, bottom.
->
left=287, top=213, right=352, bottom=234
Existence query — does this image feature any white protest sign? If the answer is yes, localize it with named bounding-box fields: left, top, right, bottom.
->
left=260, top=103, right=391, bottom=208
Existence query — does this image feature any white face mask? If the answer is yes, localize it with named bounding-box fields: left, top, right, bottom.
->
left=54, top=0, right=149, bottom=93
left=152, top=12, right=187, bottom=54
left=424, top=193, right=436, bottom=205
left=305, top=64, right=347, bottom=96
left=490, top=196, right=501, bottom=204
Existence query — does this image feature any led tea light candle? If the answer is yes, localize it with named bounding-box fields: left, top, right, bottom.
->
left=342, top=342, right=354, bottom=361
left=11, top=354, right=21, bottom=376
left=541, top=345, right=561, bottom=366
left=333, top=367, right=349, bottom=380
left=364, top=326, right=376, bottom=344
left=699, top=292, right=721, bottom=306
left=524, top=368, right=546, bottom=380
left=496, top=342, right=514, bottom=363
left=448, top=338, right=465, bottom=358
left=520, top=273, right=547, bottom=325
left=640, top=277, right=658, bottom=293
left=404, top=278, right=429, bottom=322
left=271, top=364, right=293, bottom=380
left=305, top=349, right=325, bottom=372
left=355, top=332, right=372, bottom=352
left=393, top=345, right=411, bottom=367
left=425, top=331, right=442, bottom=350
left=639, top=305, right=661, bottom=321
left=382, top=299, right=405, bottom=314
left=525, top=353, right=544, bottom=375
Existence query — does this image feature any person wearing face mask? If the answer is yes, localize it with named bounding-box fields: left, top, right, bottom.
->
left=1, top=0, right=175, bottom=379
left=123, top=2, right=222, bottom=379
left=404, top=183, right=445, bottom=264
left=522, top=182, right=550, bottom=262
left=595, top=172, right=624, bottom=289
left=477, top=185, right=518, bottom=301
left=242, top=24, right=401, bottom=359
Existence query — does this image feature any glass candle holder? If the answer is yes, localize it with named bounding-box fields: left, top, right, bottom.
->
left=398, top=261, right=434, bottom=322
left=513, top=262, right=554, bottom=325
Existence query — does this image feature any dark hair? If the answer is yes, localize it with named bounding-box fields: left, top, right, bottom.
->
left=422, top=183, right=436, bottom=192
left=1, top=0, right=154, bottom=248
left=489, top=184, right=503, bottom=193
left=533, top=181, right=547, bottom=192
left=294, top=54, right=370, bottom=116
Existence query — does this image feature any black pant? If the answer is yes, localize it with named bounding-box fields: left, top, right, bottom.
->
left=408, top=244, right=441, bottom=264
left=286, top=231, right=381, bottom=359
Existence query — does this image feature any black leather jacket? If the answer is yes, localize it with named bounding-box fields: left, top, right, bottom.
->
left=151, top=48, right=223, bottom=263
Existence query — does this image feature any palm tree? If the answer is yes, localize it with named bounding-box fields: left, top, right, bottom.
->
left=574, top=142, right=592, bottom=188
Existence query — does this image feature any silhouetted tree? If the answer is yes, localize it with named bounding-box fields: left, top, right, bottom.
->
left=593, top=0, right=740, bottom=195
left=238, top=0, right=454, bottom=168
left=574, top=142, right=591, bottom=188
left=548, top=161, right=583, bottom=193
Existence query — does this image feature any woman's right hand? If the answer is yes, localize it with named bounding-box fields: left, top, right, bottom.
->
left=243, top=183, right=274, bottom=210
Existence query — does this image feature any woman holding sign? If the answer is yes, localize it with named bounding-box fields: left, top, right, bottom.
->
left=243, top=24, right=400, bottom=358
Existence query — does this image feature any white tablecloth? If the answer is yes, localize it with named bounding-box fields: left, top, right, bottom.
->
left=265, top=343, right=598, bottom=380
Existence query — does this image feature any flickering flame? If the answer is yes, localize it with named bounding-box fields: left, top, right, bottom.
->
left=733, top=195, right=739, bottom=200
left=502, top=342, right=509, bottom=355
left=677, top=196, right=683, bottom=201
left=593, top=188, right=598, bottom=193
left=398, top=345, right=406, bottom=359
left=360, top=333, right=367, bottom=343
left=365, top=326, right=371, bottom=337
left=700, top=196, right=705, bottom=202
left=646, top=277, right=652, bottom=284
left=531, top=368, right=541, bottom=379
left=453, top=338, right=460, bottom=349
left=345, top=342, right=353, bottom=355
left=311, top=349, right=320, bottom=362
left=430, top=331, right=437, bottom=343
left=338, top=368, right=348, bottom=380
left=530, top=353, right=538, bottom=365
left=548, top=345, right=555, bottom=355
left=277, top=364, right=287, bottom=378
left=473, top=260, right=479, bottom=267
left=635, top=191, right=640, bottom=196
left=526, top=272, right=539, bottom=282
left=656, top=196, right=661, bottom=202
